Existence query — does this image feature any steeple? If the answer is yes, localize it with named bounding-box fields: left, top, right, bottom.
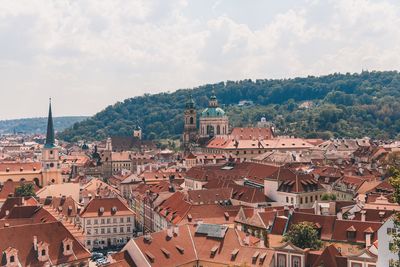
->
left=185, top=94, right=195, bottom=109
left=45, top=98, right=55, bottom=148
left=209, top=90, right=218, bottom=107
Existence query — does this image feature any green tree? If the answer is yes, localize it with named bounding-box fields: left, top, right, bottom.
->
left=15, top=183, right=36, bottom=197
left=321, top=193, right=337, bottom=201
left=283, top=222, right=323, bottom=250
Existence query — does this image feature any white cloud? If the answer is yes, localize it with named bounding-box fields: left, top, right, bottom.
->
left=0, top=0, right=399, bottom=119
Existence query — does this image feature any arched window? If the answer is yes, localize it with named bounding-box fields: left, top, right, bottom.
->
left=217, top=125, right=220, bottom=135
left=190, top=117, right=194, bottom=125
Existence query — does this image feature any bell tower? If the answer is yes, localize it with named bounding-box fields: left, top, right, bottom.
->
left=183, top=94, right=197, bottom=151
left=41, top=99, right=62, bottom=185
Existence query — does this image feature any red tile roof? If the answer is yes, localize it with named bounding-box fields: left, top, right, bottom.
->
left=0, top=221, right=91, bottom=266
left=80, top=198, right=134, bottom=218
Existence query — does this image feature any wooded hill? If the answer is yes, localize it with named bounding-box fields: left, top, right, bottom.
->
left=59, top=71, right=400, bottom=142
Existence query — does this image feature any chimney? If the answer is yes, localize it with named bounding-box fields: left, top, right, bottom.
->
left=33, top=236, right=38, bottom=251
left=243, top=234, right=250, bottom=246
left=167, top=226, right=173, bottom=239
left=361, top=210, right=366, bottom=222
left=173, top=226, right=179, bottom=236
left=314, top=202, right=320, bottom=215
left=284, top=205, right=289, bottom=217
left=366, top=233, right=371, bottom=247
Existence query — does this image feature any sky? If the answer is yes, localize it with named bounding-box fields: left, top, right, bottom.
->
left=1, top=0, right=400, bottom=119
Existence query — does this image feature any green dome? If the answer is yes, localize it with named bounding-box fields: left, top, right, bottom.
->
left=201, top=107, right=226, bottom=117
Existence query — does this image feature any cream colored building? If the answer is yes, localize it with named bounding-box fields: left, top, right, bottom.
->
left=80, top=198, right=135, bottom=250
left=199, top=92, right=229, bottom=138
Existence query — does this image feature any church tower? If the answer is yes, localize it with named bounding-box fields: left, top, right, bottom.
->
left=41, top=99, right=62, bottom=185
left=183, top=94, right=197, bottom=150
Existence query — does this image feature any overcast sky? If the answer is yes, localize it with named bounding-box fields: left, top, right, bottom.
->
left=1, top=0, right=400, bottom=119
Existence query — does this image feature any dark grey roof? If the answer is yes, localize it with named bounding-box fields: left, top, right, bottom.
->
left=195, top=223, right=228, bottom=238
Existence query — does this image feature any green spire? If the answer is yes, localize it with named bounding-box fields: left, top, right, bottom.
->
left=185, top=94, right=195, bottom=109
left=45, top=98, right=55, bottom=148
left=210, top=89, right=217, bottom=100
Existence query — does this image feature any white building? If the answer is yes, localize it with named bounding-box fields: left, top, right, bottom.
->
left=80, top=198, right=135, bottom=250
left=377, top=217, right=398, bottom=267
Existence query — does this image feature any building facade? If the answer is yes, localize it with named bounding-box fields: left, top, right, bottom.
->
left=199, top=92, right=229, bottom=138
left=80, top=198, right=135, bottom=250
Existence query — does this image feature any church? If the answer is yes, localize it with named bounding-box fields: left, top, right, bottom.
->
left=182, top=91, right=229, bottom=149
left=0, top=100, right=62, bottom=187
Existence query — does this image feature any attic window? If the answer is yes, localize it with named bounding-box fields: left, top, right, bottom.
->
left=259, top=252, right=267, bottom=263
left=211, top=245, right=219, bottom=255
left=224, top=212, right=230, bottom=220
left=176, top=245, right=185, bottom=254
left=111, top=206, right=118, bottom=214
left=252, top=251, right=260, bottom=260
left=231, top=248, right=239, bottom=259
left=161, top=247, right=170, bottom=258
left=145, top=251, right=155, bottom=262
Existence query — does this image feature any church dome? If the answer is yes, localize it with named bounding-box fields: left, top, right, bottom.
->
left=201, top=107, right=226, bottom=117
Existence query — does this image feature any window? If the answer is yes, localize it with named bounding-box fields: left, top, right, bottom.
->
left=101, top=219, right=105, bottom=224
left=94, top=219, right=98, bottom=225
left=277, top=254, right=286, bottom=267
left=66, top=244, right=70, bottom=251
left=87, top=219, right=91, bottom=225
left=293, top=256, right=300, bottom=267
left=107, top=218, right=111, bottom=224
left=107, top=228, right=111, bottom=234
left=300, top=198, right=303, bottom=204
left=41, top=249, right=46, bottom=256
left=87, top=240, right=91, bottom=246
left=120, top=227, right=124, bottom=233
left=127, top=217, right=131, bottom=223
left=113, top=218, right=117, bottom=223
left=87, top=229, right=91, bottom=235
left=120, top=217, right=124, bottom=223
left=113, top=228, right=117, bottom=233
left=310, top=196, right=313, bottom=202
left=94, top=229, right=98, bottom=234
left=127, top=227, right=131, bottom=232
left=10, top=255, right=15, bottom=263
left=291, top=197, right=294, bottom=204
left=101, top=229, right=105, bottom=234
left=305, top=197, right=308, bottom=203
left=286, top=197, right=289, bottom=203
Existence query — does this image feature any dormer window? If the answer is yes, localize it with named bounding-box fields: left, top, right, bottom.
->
left=347, top=226, right=356, bottom=239
left=4, top=247, right=19, bottom=267
left=62, top=238, right=73, bottom=256
left=37, top=241, right=49, bottom=262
